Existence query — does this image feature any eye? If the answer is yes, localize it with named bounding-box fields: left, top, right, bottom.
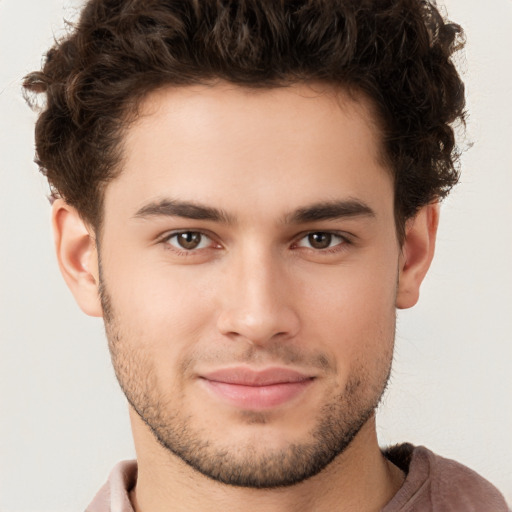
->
left=165, top=231, right=213, bottom=251
left=296, top=232, right=347, bottom=250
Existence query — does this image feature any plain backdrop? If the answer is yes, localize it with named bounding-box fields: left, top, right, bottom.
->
left=1, top=1, right=511, bottom=510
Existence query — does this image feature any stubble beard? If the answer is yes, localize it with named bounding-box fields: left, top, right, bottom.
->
left=99, top=276, right=394, bottom=489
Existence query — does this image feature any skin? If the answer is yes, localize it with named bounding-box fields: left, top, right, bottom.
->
left=53, top=82, right=438, bottom=512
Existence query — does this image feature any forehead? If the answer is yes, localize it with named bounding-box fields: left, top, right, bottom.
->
left=104, top=82, right=392, bottom=222
left=128, top=82, right=385, bottom=161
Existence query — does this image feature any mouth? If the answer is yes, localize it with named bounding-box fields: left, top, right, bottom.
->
left=199, top=367, right=316, bottom=410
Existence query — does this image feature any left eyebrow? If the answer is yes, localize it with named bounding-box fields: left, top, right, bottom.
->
left=285, top=199, right=376, bottom=224
left=133, top=199, right=234, bottom=224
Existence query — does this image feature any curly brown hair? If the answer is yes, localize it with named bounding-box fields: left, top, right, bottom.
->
left=24, top=0, right=466, bottom=239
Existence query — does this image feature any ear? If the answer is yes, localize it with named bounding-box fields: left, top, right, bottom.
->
left=396, top=203, right=439, bottom=309
left=52, top=199, right=103, bottom=317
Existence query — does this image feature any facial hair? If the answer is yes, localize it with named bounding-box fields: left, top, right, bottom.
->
left=99, top=272, right=394, bottom=489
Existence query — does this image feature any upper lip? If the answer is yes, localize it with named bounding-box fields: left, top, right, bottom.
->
left=200, top=367, right=314, bottom=386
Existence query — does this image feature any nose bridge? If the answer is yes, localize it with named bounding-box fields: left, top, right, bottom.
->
left=240, top=247, right=279, bottom=312
left=217, top=242, right=299, bottom=344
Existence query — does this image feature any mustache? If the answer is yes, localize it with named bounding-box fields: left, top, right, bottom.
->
left=182, top=342, right=336, bottom=374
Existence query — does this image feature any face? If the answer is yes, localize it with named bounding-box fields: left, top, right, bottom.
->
left=97, top=83, right=401, bottom=487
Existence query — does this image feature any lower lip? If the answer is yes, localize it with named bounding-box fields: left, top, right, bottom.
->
left=201, top=379, right=314, bottom=410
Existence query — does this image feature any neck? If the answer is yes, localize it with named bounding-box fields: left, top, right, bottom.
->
left=129, top=410, right=404, bottom=512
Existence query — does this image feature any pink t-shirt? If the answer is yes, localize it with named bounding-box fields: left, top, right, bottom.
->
left=86, top=444, right=509, bottom=511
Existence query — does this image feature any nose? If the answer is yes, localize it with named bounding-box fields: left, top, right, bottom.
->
left=216, top=249, right=300, bottom=346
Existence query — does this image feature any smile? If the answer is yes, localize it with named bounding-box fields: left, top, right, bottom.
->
left=199, top=367, right=316, bottom=410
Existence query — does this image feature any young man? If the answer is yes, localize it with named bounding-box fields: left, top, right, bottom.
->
left=23, top=0, right=509, bottom=510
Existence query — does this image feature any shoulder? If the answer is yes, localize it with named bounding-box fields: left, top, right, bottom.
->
left=420, top=446, right=509, bottom=511
left=85, top=460, right=137, bottom=512
left=384, top=444, right=510, bottom=512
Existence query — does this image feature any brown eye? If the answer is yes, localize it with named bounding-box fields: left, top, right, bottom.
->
left=308, top=232, right=333, bottom=249
left=178, top=232, right=202, bottom=249
left=167, top=231, right=210, bottom=251
left=296, top=232, right=346, bottom=250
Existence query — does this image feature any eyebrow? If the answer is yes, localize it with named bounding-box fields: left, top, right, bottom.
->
left=133, top=198, right=375, bottom=225
left=285, top=199, right=376, bottom=224
left=134, top=199, right=234, bottom=224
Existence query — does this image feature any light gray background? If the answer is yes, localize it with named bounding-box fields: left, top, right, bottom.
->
left=1, top=1, right=511, bottom=510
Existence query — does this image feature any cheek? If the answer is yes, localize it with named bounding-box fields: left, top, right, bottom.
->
left=103, top=259, right=217, bottom=362
left=114, top=254, right=213, bottom=311
left=298, top=258, right=398, bottom=368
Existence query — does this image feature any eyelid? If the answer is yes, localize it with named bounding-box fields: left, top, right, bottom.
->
left=156, top=228, right=354, bottom=254
left=159, top=229, right=221, bottom=251
left=293, top=230, right=352, bottom=245
left=290, top=230, right=355, bottom=257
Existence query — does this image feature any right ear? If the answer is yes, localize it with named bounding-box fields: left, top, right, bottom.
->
left=52, top=199, right=103, bottom=317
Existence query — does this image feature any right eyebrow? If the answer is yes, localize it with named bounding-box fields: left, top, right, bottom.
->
left=133, top=198, right=235, bottom=224
left=285, top=199, right=376, bottom=224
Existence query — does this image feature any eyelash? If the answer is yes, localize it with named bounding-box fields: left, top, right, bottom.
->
left=292, top=231, right=351, bottom=253
left=159, top=230, right=353, bottom=256
left=160, top=230, right=219, bottom=255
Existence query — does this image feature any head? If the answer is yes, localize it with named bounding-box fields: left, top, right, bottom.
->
left=25, top=0, right=465, bottom=490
